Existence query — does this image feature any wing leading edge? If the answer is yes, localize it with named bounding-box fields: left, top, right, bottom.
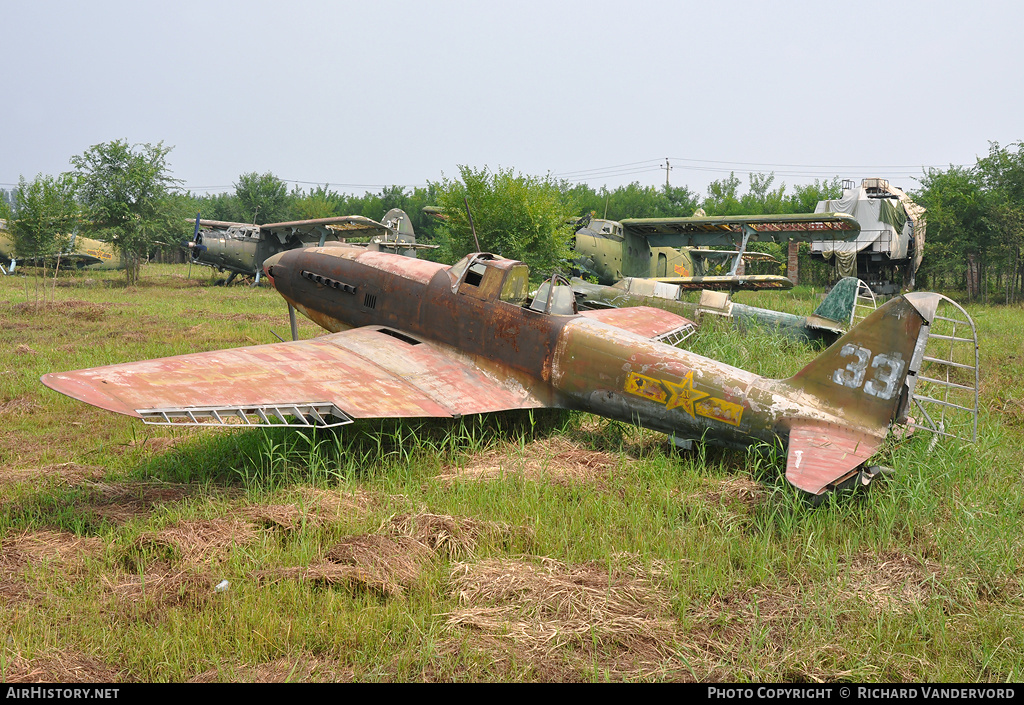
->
left=41, top=327, right=553, bottom=427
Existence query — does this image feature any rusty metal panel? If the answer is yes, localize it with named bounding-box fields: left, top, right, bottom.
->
left=41, top=327, right=550, bottom=423
left=785, top=422, right=881, bottom=495
left=578, top=306, right=694, bottom=340
left=353, top=249, right=448, bottom=284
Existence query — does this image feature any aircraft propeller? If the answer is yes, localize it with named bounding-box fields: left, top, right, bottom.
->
left=183, top=213, right=206, bottom=259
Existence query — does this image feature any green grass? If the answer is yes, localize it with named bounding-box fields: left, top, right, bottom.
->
left=0, top=264, right=1022, bottom=682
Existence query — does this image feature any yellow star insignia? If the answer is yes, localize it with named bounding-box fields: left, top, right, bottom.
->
left=663, top=372, right=708, bottom=416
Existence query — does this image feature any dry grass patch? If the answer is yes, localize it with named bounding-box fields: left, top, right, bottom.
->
left=0, top=649, right=122, bottom=683
left=259, top=534, right=432, bottom=598
left=3, top=530, right=104, bottom=566
left=442, top=436, right=619, bottom=485
left=189, top=654, right=346, bottom=683
left=678, top=476, right=772, bottom=524
left=391, top=512, right=531, bottom=560
left=80, top=481, right=196, bottom=524
left=445, top=557, right=676, bottom=653
left=0, top=462, right=105, bottom=487
left=11, top=299, right=111, bottom=321
left=243, top=488, right=374, bottom=531
left=103, top=567, right=220, bottom=615
left=0, top=531, right=104, bottom=605
left=680, top=565, right=942, bottom=681
left=124, top=517, right=260, bottom=568
left=0, top=396, right=40, bottom=415
left=837, top=550, right=944, bottom=613
left=691, top=477, right=769, bottom=509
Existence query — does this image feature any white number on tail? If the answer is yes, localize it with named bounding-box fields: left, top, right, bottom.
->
left=832, top=346, right=906, bottom=401
left=864, top=352, right=905, bottom=400
left=832, top=344, right=870, bottom=389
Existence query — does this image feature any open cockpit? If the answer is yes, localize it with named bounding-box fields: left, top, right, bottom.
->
left=447, top=253, right=577, bottom=315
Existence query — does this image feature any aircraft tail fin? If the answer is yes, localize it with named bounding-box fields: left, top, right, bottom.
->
left=806, top=277, right=878, bottom=331
left=810, top=277, right=859, bottom=325
left=786, top=292, right=938, bottom=432
left=780, top=293, right=943, bottom=495
left=382, top=208, right=415, bottom=243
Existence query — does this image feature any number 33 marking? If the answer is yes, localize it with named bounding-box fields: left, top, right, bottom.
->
left=831, top=344, right=905, bottom=400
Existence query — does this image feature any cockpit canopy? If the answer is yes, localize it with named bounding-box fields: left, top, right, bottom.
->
left=447, top=253, right=576, bottom=315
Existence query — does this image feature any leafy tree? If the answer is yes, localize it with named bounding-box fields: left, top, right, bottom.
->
left=740, top=172, right=787, bottom=214
left=70, top=140, right=180, bottom=285
left=195, top=191, right=242, bottom=222
left=433, top=166, right=578, bottom=275
left=915, top=165, right=992, bottom=293
left=785, top=178, right=843, bottom=213
left=10, top=173, right=78, bottom=260
left=234, top=172, right=291, bottom=224
left=3, top=173, right=79, bottom=302
left=7, top=173, right=79, bottom=265
left=700, top=173, right=743, bottom=215
left=292, top=184, right=346, bottom=220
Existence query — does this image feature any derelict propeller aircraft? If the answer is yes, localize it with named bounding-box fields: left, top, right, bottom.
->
left=572, top=212, right=861, bottom=291
left=570, top=275, right=879, bottom=346
left=41, top=242, right=979, bottom=500
left=1, top=220, right=121, bottom=274
left=185, top=207, right=435, bottom=286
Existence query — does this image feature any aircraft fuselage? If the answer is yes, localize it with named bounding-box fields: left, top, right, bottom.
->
left=263, top=247, right=872, bottom=449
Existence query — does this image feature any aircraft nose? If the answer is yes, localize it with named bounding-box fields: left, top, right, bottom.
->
left=263, top=251, right=286, bottom=284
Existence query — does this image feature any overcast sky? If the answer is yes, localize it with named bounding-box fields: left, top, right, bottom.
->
left=4, top=0, right=1022, bottom=200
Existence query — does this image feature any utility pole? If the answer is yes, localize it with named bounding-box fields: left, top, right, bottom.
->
left=661, top=158, right=672, bottom=188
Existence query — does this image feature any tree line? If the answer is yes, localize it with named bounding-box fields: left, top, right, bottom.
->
left=3, top=139, right=1022, bottom=301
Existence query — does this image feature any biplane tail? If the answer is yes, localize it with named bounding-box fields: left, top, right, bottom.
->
left=382, top=208, right=415, bottom=242
left=779, top=292, right=943, bottom=496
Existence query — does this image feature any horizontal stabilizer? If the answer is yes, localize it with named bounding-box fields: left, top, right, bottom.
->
left=785, top=421, right=881, bottom=495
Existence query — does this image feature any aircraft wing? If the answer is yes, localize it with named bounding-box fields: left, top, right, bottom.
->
left=41, top=326, right=552, bottom=427
left=621, top=213, right=860, bottom=248
left=578, top=306, right=695, bottom=339
left=260, top=216, right=390, bottom=242
left=649, top=274, right=793, bottom=291
left=688, top=249, right=779, bottom=263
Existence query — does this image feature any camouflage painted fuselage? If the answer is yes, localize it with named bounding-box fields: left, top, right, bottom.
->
left=265, top=247, right=919, bottom=449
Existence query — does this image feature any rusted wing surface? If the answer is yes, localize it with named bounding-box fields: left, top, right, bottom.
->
left=41, top=327, right=552, bottom=424
left=577, top=306, right=695, bottom=340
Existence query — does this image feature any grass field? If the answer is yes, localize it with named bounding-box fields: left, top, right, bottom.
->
left=0, top=264, right=1021, bottom=682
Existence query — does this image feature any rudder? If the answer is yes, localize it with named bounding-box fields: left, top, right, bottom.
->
left=785, top=292, right=936, bottom=433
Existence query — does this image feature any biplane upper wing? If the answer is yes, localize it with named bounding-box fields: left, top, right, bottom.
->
left=260, top=216, right=391, bottom=243
left=197, top=216, right=392, bottom=242
left=620, top=212, right=861, bottom=248
left=41, top=326, right=554, bottom=427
